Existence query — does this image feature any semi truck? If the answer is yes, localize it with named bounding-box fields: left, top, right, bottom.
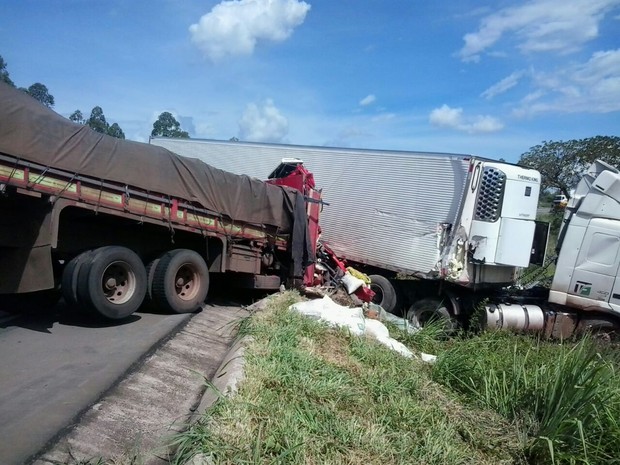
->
left=0, top=83, right=320, bottom=320
left=150, top=137, right=620, bottom=337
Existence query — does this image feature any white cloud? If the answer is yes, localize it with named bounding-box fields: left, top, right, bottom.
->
left=189, top=0, right=311, bottom=61
left=459, top=0, right=620, bottom=62
left=429, top=104, right=504, bottom=133
left=132, top=133, right=148, bottom=143
left=178, top=116, right=196, bottom=135
left=359, top=94, right=376, bottom=106
left=238, top=99, right=289, bottom=142
left=515, top=49, right=620, bottom=115
left=481, top=70, right=525, bottom=99
left=470, top=115, right=505, bottom=133
left=430, top=105, right=462, bottom=128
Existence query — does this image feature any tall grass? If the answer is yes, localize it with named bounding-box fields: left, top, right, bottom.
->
left=431, top=331, right=620, bottom=464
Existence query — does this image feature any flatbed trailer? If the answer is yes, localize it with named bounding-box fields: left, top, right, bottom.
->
left=0, top=82, right=319, bottom=319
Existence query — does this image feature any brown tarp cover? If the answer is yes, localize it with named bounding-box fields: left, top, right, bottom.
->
left=0, top=82, right=312, bottom=275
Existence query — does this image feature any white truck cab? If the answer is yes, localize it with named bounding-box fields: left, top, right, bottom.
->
left=550, top=160, right=620, bottom=316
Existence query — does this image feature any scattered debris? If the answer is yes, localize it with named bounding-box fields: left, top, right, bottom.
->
left=311, top=242, right=375, bottom=305
left=290, top=296, right=436, bottom=362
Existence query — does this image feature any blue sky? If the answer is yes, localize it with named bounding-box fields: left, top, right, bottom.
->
left=1, top=0, right=619, bottom=163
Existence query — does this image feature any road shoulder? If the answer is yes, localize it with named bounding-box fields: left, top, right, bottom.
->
left=32, top=303, right=249, bottom=465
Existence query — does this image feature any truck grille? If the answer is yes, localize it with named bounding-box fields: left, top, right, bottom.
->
left=475, top=167, right=506, bottom=222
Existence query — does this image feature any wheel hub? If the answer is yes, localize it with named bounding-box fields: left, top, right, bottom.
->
left=101, top=262, right=135, bottom=304
left=174, top=264, right=199, bottom=301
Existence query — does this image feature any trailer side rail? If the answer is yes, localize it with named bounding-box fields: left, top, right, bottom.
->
left=0, top=153, right=288, bottom=249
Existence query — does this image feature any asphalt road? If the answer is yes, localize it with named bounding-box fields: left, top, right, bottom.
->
left=0, top=301, right=194, bottom=465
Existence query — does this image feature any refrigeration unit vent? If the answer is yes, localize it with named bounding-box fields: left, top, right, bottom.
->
left=475, top=167, right=506, bottom=222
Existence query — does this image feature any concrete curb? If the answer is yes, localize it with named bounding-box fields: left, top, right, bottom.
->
left=31, top=295, right=275, bottom=465
left=191, top=295, right=273, bottom=419
left=194, top=335, right=250, bottom=417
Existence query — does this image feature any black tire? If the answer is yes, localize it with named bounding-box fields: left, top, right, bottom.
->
left=368, top=274, right=397, bottom=314
left=76, top=246, right=147, bottom=320
left=151, top=249, right=209, bottom=314
left=61, top=250, right=93, bottom=308
left=142, top=257, right=161, bottom=308
left=407, top=298, right=458, bottom=335
left=576, top=318, right=618, bottom=339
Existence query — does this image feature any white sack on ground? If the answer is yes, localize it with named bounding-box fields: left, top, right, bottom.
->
left=290, top=296, right=434, bottom=360
left=289, top=296, right=366, bottom=335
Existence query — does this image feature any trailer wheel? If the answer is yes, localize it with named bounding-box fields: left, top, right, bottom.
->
left=576, top=317, right=618, bottom=340
left=151, top=249, right=209, bottom=314
left=77, top=246, right=147, bottom=320
left=61, top=250, right=93, bottom=309
left=407, top=298, right=458, bottom=335
left=368, top=274, right=397, bottom=314
left=142, top=257, right=161, bottom=309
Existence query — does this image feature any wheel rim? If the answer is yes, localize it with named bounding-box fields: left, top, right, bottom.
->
left=407, top=304, right=452, bottom=333
left=100, top=261, right=136, bottom=305
left=370, top=284, right=384, bottom=304
left=174, top=263, right=201, bottom=301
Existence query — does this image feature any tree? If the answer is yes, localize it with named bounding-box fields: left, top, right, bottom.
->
left=107, top=122, right=125, bottom=140
left=0, top=55, right=14, bottom=87
left=0, top=54, right=127, bottom=139
left=69, top=109, right=85, bottom=125
left=71, top=106, right=125, bottom=139
left=23, top=83, right=55, bottom=108
left=87, top=106, right=109, bottom=134
left=0, top=56, right=55, bottom=108
left=518, top=136, right=620, bottom=199
left=151, top=112, right=190, bottom=138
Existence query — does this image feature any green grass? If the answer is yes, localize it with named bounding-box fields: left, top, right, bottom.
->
left=170, top=292, right=620, bottom=465
left=429, top=331, right=620, bottom=464
left=171, top=293, right=524, bottom=464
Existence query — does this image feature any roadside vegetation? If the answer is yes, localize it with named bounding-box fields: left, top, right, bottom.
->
left=170, top=291, right=620, bottom=465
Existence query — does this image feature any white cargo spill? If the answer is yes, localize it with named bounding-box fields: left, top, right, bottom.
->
left=289, top=296, right=438, bottom=361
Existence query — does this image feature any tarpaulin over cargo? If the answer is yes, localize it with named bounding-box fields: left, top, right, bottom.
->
left=0, top=82, right=313, bottom=275
left=0, top=82, right=294, bottom=229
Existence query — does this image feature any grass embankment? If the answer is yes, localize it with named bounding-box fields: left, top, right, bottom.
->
left=172, top=292, right=620, bottom=465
